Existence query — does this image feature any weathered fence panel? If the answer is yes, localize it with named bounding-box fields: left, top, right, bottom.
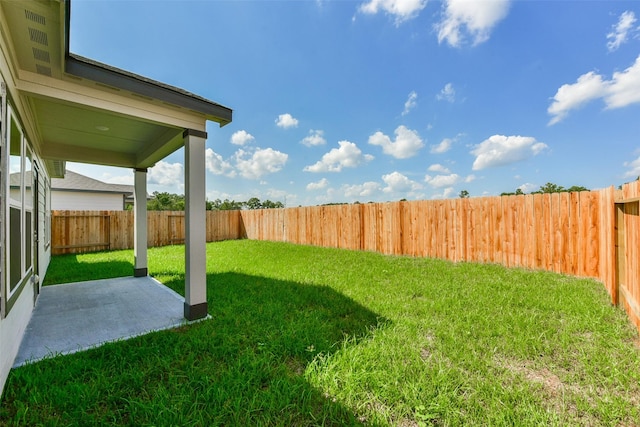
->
left=52, top=211, right=111, bottom=254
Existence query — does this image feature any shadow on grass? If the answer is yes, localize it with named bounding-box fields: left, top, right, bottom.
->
left=2, top=271, right=387, bottom=426
left=42, top=253, right=133, bottom=286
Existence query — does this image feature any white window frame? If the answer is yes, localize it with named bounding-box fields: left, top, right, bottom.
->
left=0, top=79, right=5, bottom=317
left=6, top=105, right=33, bottom=302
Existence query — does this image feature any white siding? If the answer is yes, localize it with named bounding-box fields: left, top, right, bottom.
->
left=0, top=279, right=34, bottom=389
left=0, top=72, right=52, bottom=395
left=52, top=191, right=124, bottom=211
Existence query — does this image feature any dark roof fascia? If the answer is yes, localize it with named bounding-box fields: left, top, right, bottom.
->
left=62, top=1, right=232, bottom=127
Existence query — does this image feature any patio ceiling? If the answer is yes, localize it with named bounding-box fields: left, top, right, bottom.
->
left=0, top=0, right=231, bottom=175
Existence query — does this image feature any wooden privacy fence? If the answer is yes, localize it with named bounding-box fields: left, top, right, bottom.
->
left=51, top=180, right=640, bottom=332
left=52, top=210, right=243, bottom=255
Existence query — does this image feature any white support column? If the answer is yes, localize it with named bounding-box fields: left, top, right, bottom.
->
left=133, top=168, right=148, bottom=277
left=183, top=129, right=208, bottom=320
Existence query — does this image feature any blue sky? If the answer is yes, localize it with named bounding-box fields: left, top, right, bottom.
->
left=68, top=0, right=640, bottom=206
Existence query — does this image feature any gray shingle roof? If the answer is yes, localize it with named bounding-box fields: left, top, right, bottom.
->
left=51, top=171, right=133, bottom=195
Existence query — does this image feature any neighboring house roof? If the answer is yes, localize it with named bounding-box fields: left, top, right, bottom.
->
left=51, top=171, right=133, bottom=195
left=8, top=171, right=34, bottom=189
left=10, top=170, right=134, bottom=196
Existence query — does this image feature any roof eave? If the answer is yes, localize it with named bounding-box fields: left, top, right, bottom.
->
left=64, top=55, right=232, bottom=127
left=61, top=0, right=232, bottom=128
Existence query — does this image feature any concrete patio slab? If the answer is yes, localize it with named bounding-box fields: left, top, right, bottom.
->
left=13, top=276, right=192, bottom=367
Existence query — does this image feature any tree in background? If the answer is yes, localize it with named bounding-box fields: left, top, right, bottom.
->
left=502, top=183, right=589, bottom=196
left=147, top=192, right=185, bottom=211
left=245, top=197, right=262, bottom=210
left=459, top=190, right=470, bottom=198
left=260, top=200, right=284, bottom=209
left=147, top=192, right=284, bottom=211
left=209, top=199, right=244, bottom=211
left=244, top=197, right=284, bottom=209
left=500, top=188, right=524, bottom=196
left=531, top=183, right=589, bottom=194
left=536, top=182, right=565, bottom=193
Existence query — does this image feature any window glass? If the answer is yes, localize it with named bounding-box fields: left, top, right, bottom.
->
left=25, top=149, right=32, bottom=210
left=25, top=211, right=32, bottom=271
left=6, top=110, right=35, bottom=294
left=9, top=117, right=22, bottom=205
left=9, top=207, right=21, bottom=291
left=45, top=180, right=51, bottom=246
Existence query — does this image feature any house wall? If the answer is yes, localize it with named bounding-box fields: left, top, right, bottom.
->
left=52, top=191, right=124, bottom=211
left=0, top=277, right=35, bottom=391
left=0, top=54, right=51, bottom=395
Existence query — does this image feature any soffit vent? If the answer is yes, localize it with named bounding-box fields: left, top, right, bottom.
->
left=47, top=160, right=66, bottom=178
left=25, top=10, right=46, bottom=25
left=35, top=64, right=52, bottom=77
left=32, top=47, right=50, bottom=63
left=28, top=27, right=48, bottom=46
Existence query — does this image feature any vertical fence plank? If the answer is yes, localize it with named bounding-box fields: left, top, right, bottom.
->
left=599, top=187, right=615, bottom=295
left=466, top=198, right=478, bottom=262
left=502, top=196, right=513, bottom=268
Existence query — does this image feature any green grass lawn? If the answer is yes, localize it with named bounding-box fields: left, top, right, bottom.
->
left=2, top=240, right=639, bottom=426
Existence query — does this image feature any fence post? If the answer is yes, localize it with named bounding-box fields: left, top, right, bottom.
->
left=614, top=202, right=624, bottom=307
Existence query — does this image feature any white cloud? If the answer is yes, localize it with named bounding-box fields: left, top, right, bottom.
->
left=301, top=129, right=327, bottom=147
left=206, top=189, right=233, bottom=202
left=436, top=83, right=456, bottom=103
left=428, top=163, right=450, bottom=173
left=342, top=181, right=381, bottom=198
left=425, top=173, right=461, bottom=188
left=605, top=55, right=640, bottom=109
left=304, top=140, right=374, bottom=173
left=368, top=125, right=424, bottom=159
left=275, top=113, right=299, bottom=129
left=103, top=173, right=133, bottom=185
left=402, top=91, right=418, bottom=115
left=307, top=178, right=330, bottom=191
left=547, top=72, right=608, bottom=125
left=607, top=11, right=637, bottom=52
left=518, top=182, right=538, bottom=193
left=148, top=161, right=183, bottom=186
left=430, top=138, right=453, bottom=154
left=548, top=55, right=640, bottom=124
left=436, top=0, right=510, bottom=47
left=382, top=171, right=423, bottom=193
left=206, top=148, right=235, bottom=176
left=234, top=148, right=288, bottom=179
left=624, top=155, right=640, bottom=178
left=431, top=187, right=456, bottom=199
left=359, top=0, right=427, bottom=25
left=230, top=130, right=255, bottom=146
left=470, top=135, right=547, bottom=170
left=264, top=188, right=289, bottom=201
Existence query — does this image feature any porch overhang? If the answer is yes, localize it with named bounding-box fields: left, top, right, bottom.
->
left=0, top=0, right=232, bottom=175
left=0, top=0, right=229, bottom=323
